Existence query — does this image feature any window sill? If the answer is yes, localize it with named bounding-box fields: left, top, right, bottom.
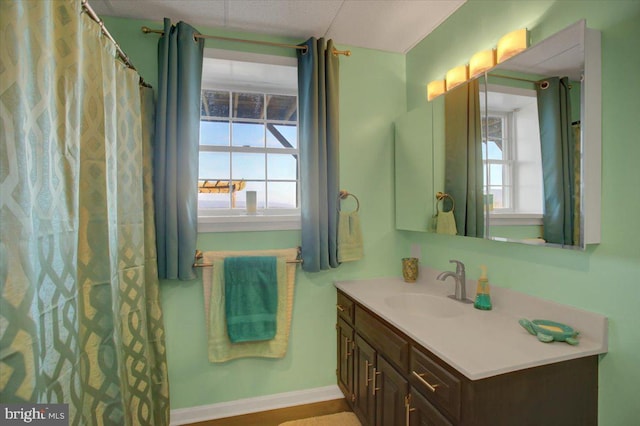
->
left=198, top=213, right=301, bottom=233
left=489, top=213, right=543, bottom=226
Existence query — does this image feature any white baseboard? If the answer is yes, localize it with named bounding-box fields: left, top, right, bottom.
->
left=170, top=385, right=344, bottom=425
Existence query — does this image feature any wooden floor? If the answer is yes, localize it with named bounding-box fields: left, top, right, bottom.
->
left=186, top=398, right=352, bottom=426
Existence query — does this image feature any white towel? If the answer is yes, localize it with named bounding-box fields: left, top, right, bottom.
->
left=338, top=211, right=364, bottom=262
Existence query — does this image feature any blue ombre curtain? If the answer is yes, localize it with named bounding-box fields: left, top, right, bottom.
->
left=297, top=38, right=340, bottom=272
left=154, top=18, right=204, bottom=280
left=444, top=80, right=484, bottom=238
left=537, top=77, right=575, bottom=246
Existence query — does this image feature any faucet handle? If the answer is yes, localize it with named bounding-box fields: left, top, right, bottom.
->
left=448, top=259, right=465, bottom=273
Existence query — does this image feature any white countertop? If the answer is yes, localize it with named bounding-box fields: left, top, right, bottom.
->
left=334, top=268, right=608, bottom=380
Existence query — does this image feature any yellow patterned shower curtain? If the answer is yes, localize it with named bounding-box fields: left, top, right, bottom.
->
left=0, top=1, right=170, bottom=424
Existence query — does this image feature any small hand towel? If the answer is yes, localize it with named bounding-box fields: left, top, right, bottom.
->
left=436, top=210, right=458, bottom=235
left=224, top=256, right=278, bottom=343
left=338, top=211, right=364, bottom=262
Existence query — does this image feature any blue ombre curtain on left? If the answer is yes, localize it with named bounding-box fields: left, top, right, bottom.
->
left=154, top=19, right=204, bottom=280
left=297, top=38, right=340, bottom=272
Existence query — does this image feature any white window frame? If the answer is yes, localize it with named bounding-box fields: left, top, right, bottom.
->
left=483, top=110, right=514, bottom=213
left=198, top=49, right=300, bottom=233
left=481, top=85, right=544, bottom=226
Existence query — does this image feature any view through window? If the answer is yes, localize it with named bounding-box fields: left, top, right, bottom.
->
left=198, top=55, right=299, bottom=220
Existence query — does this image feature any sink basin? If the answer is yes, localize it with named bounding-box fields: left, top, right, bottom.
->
left=384, top=294, right=466, bottom=318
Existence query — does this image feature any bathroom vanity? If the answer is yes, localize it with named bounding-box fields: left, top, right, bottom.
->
left=335, top=271, right=608, bottom=426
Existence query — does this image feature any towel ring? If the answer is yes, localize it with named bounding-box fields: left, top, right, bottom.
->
left=338, top=190, right=360, bottom=213
left=435, top=192, right=455, bottom=214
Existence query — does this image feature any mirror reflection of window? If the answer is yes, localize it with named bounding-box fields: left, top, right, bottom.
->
left=482, top=112, right=512, bottom=210
left=480, top=86, right=543, bottom=218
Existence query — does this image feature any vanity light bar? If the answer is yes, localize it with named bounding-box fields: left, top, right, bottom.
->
left=496, top=28, right=530, bottom=63
left=426, top=28, right=528, bottom=102
left=469, top=49, right=497, bottom=79
left=445, top=65, right=469, bottom=91
left=427, top=80, right=446, bottom=101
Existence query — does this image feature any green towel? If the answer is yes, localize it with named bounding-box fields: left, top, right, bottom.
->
left=436, top=210, right=458, bottom=235
left=224, top=256, right=278, bottom=343
left=338, top=211, right=364, bottom=262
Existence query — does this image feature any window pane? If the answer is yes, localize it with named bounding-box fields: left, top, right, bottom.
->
left=484, top=116, right=503, bottom=139
left=199, top=152, right=230, bottom=180
left=232, top=122, right=264, bottom=147
left=201, top=90, right=229, bottom=118
left=200, top=120, right=229, bottom=146
left=233, top=92, right=263, bottom=119
left=485, top=141, right=503, bottom=160
left=487, top=187, right=504, bottom=209
left=489, top=164, right=503, bottom=185
left=266, top=124, right=297, bottom=148
left=199, top=192, right=230, bottom=209
left=268, top=182, right=297, bottom=209
left=267, top=154, right=298, bottom=180
left=266, top=95, right=297, bottom=121
left=232, top=153, right=265, bottom=180
left=235, top=182, right=266, bottom=209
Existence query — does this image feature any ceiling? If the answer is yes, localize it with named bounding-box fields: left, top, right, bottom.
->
left=91, top=0, right=466, bottom=54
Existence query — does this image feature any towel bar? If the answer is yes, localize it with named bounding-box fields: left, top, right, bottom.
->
left=338, top=189, right=360, bottom=212
left=435, top=191, right=455, bottom=212
left=193, top=248, right=303, bottom=268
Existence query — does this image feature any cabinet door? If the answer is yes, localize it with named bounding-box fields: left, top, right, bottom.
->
left=394, top=99, right=444, bottom=232
left=337, top=318, right=354, bottom=401
left=408, top=389, right=452, bottom=426
left=354, top=335, right=377, bottom=425
left=375, top=355, right=408, bottom=426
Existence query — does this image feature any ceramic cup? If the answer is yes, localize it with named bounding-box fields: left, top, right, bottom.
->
left=402, top=257, right=419, bottom=283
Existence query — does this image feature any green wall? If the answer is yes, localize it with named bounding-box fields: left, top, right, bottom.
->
left=104, top=1, right=640, bottom=423
left=103, top=17, right=406, bottom=409
left=405, top=1, right=640, bottom=424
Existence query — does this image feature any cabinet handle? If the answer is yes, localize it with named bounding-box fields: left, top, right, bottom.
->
left=412, top=370, right=439, bottom=393
left=404, top=394, right=416, bottom=426
left=336, top=304, right=345, bottom=312
left=345, top=337, right=352, bottom=360
left=372, top=368, right=381, bottom=396
left=365, top=360, right=373, bottom=387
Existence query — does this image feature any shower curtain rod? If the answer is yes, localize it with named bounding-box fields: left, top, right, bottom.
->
left=141, top=26, right=352, bottom=57
left=488, top=73, right=574, bottom=90
left=81, top=0, right=152, bottom=87
left=488, top=73, right=545, bottom=85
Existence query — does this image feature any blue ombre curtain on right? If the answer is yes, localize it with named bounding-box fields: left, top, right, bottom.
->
left=297, top=38, right=340, bottom=272
left=537, top=77, right=575, bottom=246
left=154, top=18, right=204, bottom=280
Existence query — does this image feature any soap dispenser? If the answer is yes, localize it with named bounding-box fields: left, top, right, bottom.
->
left=474, top=265, right=492, bottom=310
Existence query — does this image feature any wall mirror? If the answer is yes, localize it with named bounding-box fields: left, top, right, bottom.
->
left=444, top=20, right=601, bottom=249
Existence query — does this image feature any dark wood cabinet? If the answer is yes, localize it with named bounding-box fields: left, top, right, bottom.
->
left=407, top=389, right=453, bottom=426
left=336, top=317, right=354, bottom=401
left=336, top=290, right=598, bottom=426
left=375, top=355, right=408, bottom=426
left=354, top=335, right=376, bottom=425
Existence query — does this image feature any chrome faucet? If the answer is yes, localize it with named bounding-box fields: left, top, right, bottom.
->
left=437, top=260, right=472, bottom=303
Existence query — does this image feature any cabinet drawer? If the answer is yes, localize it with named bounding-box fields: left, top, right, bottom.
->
left=409, top=388, right=453, bottom=426
left=410, top=346, right=461, bottom=422
left=355, top=306, right=409, bottom=372
left=337, top=291, right=355, bottom=324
